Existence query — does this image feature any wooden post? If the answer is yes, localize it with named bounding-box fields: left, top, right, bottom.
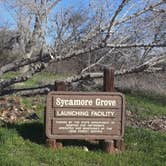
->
left=55, top=81, right=66, bottom=91
left=46, top=81, right=66, bottom=149
left=103, top=67, right=115, bottom=92
left=114, top=139, right=125, bottom=151
left=104, top=140, right=115, bottom=153
left=46, top=139, right=62, bottom=150
left=103, top=67, right=116, bottom=153
left=103, top=67, right=124, bottom=153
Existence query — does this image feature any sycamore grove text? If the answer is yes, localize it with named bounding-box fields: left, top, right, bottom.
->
left=55, top=97, right=117, bottom=107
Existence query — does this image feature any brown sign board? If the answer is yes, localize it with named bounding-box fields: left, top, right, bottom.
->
left=45, top=91, right=125, bottom=140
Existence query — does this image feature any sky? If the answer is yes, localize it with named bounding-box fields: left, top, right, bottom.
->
left=0, top=0, right=161, bottom=29
left=0, top=0, right=159, bottom=45
left=0, top=0, right=90, bottom=29
left=0, top=4, right=16, bottom=28
left=0, top=0, right=128, bottom=28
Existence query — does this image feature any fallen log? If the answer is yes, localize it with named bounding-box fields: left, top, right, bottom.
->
left=0, top=53, right=52, bottom=77
left=0, top=84, right=54, bottom=96
left=1, top=67, right=165, bottom=96
left=0, top=55, right=165, bottom=94
left=0, top=62, right=46, bottom=90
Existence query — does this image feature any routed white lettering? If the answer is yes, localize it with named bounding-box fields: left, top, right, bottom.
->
left=96, top=98, right=116, bottom=107
left=91, top=111, right=115, bottom=117
left=55, top=97, right=93, bottom=107
left=56, top=98, right=61, bottom=106
left=56, top=111, right=89, bottom=116
left=55, top=97, right=116, bottom=107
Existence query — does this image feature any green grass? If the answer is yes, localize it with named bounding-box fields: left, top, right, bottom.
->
left=19, top=71, right=70, bottom=88
left=1, top=71, right=166, bottom=165
left=2, top=71, right=71, bottom=88
left=1, top=72, right=21, bottom=80
left=20, top=96, right=45, bottom=122
left=0, top=93, right=166, bottom=166
left=126, top=93, right=166, bottom=120
left=21, top=97, right=34, bottom=109
left=0, top=124, right=165, bottom=166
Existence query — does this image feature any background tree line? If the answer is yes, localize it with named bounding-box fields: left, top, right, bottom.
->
left=0, top=0, right=165, bottom=94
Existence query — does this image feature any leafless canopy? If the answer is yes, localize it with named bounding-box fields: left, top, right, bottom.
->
left=0, top=0, right=165, bottom=93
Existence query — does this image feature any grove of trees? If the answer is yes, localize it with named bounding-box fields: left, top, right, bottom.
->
left=0, top=0, right=165, bottom=94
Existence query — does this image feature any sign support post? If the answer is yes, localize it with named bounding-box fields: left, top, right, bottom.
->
left=103, top=67, right=124, bottom=153
left=46, top=81, right=66, bottom=149
left=102, top=67, right=115, bottom=152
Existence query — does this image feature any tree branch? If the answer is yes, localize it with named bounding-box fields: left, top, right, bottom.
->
left=0, top=62, right=46, bottom=90
left=104, top=0, right=128, bottom=43
left=0, top=55, right=165, bottom=96
left=65, top=55, right=166, bottom=82
left=47, top=0, right=61, bottom=14
left=116, top=1, right=164, bottom=26
left=0, top=53, right=52, bottom=77
left=106, top=43, right=166, bottom=48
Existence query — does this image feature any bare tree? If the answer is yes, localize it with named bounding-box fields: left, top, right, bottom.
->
left=0, top=0, right=165, bottom=93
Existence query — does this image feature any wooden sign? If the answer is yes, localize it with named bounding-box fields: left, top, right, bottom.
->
left=45, top=91, right=125, bottom=140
